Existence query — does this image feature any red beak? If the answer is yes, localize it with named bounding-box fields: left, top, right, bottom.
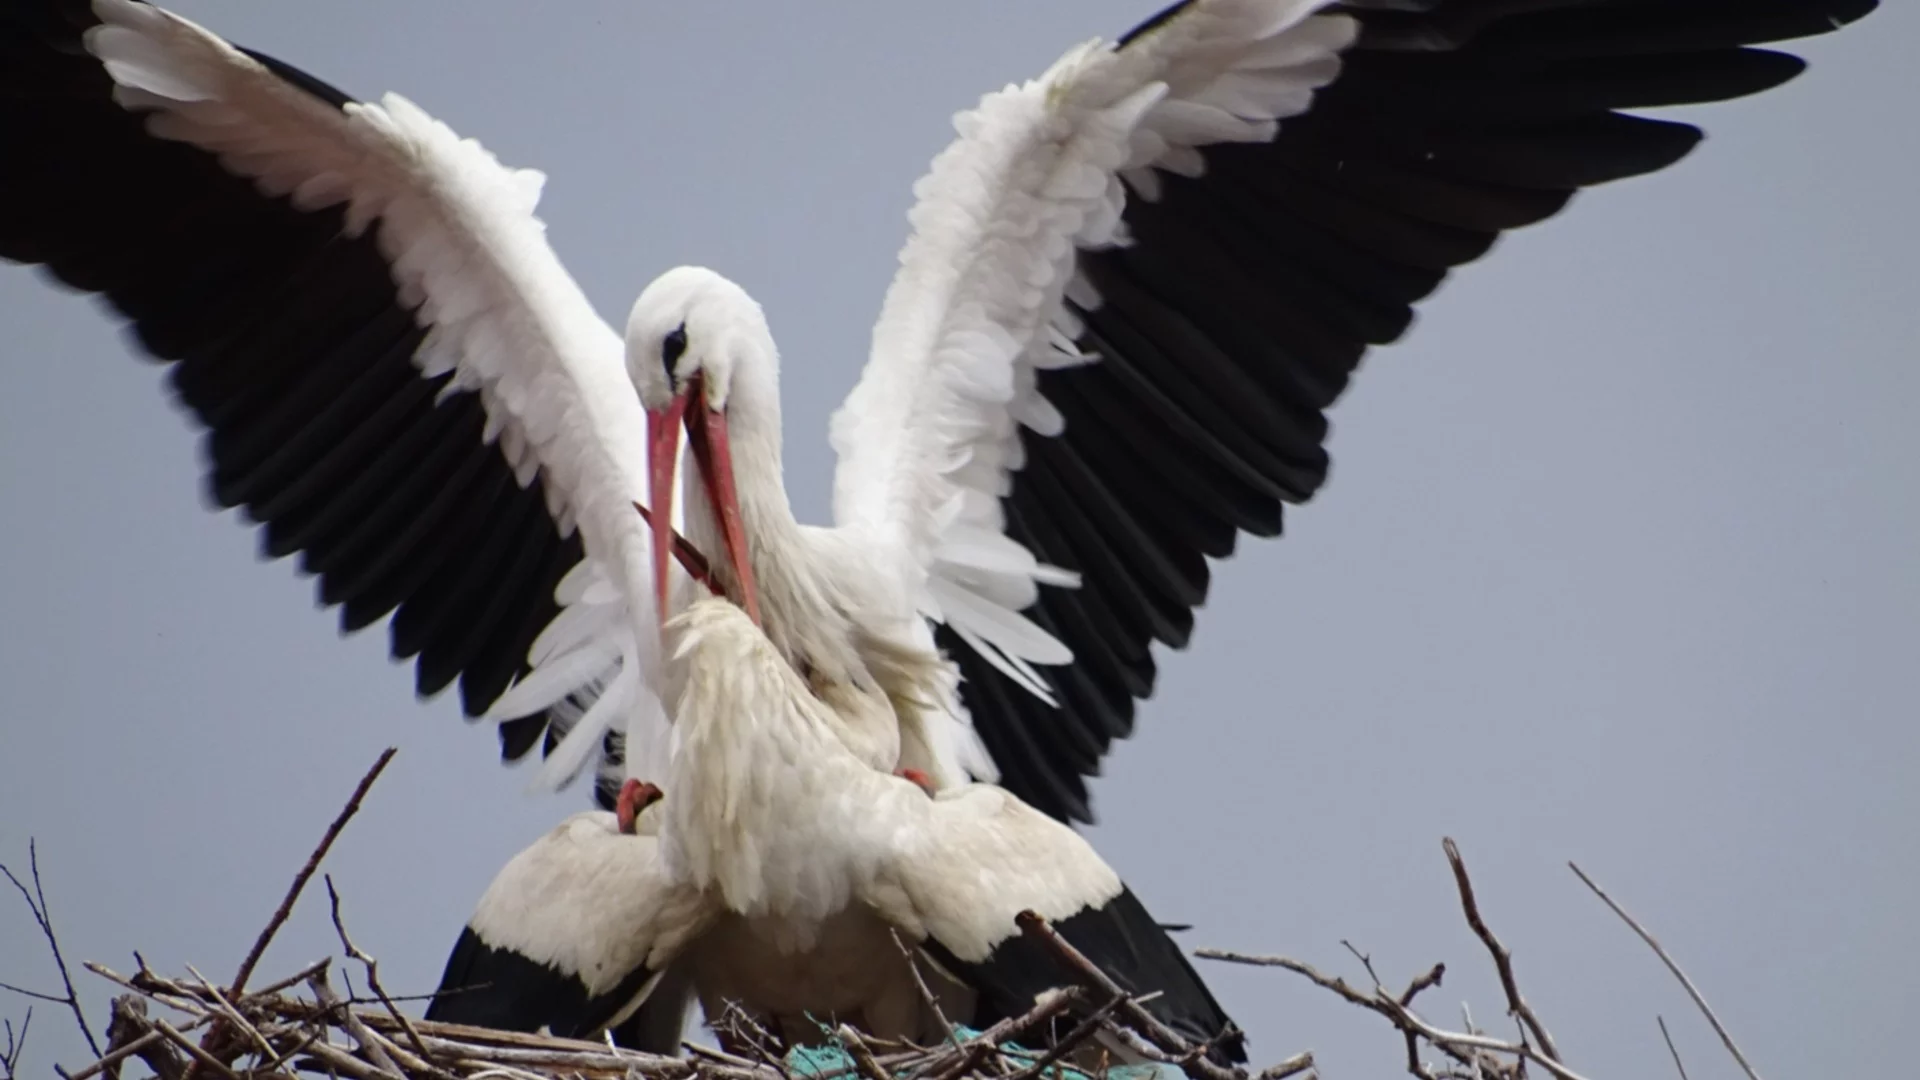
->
left=645, top=374, right=762, bottom=631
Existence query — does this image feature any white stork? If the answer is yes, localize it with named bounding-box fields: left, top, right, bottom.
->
left=659, top=596, right=1241, bottom=1059
left=425, top=780, right=708, bottom=1050
left=426, top=600, right=1240, bottom=1061
left=0, top=0, right=1877, bottom=825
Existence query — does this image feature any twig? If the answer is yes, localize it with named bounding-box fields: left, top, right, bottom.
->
left=1402, top=965, right=1446, bottom=1008
left=1443, top=839, right=1559, bottom=1063
left=891, top=929, right=959, bottom=1048
left=832, top=1025, right=889, bottom=1080
left=710, top=1001, right=788, bottom=1072
left=227, top=747, right=397, bottom=998
left=325, top=875, right=437, bottom=1068
left=1254, top=1050, right=1315, bottom=1080
left=1014, top=911, right=1239, bottom=1080
left=309, top=971, right=403, bottom=1080
left=1, top=1009, right=29, bottom=1080
left=1373, top=995, right=1591, bottom=1080
left=150, top=1019, right=240, bottom=1080
left=1569, top=862, right=1761, bottom=1080
left=242, top=959, right=335, bottom=1003
left=181, top=966, right=276, bottom=1063
left=924, top=988, right=1086, bottom=1080
left=1000, top=994, right=1125, bottom=1080
left=85, top=964, right=212, bottom=1020
left=0, top=841, right=103, bottom=1057
left=288, top=1035, right=403, bottom=1080
left=1657, top=1016, right=1690, bottom=1080
left=0, top=982, right=65, bottom=1006
left=1195, top=949, right=1578, bottom=1080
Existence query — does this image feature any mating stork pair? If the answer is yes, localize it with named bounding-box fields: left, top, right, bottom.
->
left=0, top=0, right=1873, bottom=1061
left=428, top=598, right=1225, bottom=1057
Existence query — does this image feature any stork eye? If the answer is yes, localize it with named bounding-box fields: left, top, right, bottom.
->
left=661, top=325, right=688, bottom=381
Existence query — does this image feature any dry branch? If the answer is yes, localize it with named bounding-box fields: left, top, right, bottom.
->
left=1657, top=1016, right=1690, bottom=1080
left=1569, top=862, right=1762, bottom=1080
left=1, top=1009, right=30, bottom=1080
left=0, top=840, right=102, bottom=1059
left=1198, top=836, right=1603, bottom=1080
left=1443, top=838, right=1560, bottom=1062
left=227, top=747, right=397, bottom=1000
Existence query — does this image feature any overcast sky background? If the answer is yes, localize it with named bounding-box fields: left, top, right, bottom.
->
left=1, top=3, right=1913, bottom=1077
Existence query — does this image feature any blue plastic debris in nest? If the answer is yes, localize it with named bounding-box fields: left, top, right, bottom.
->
left=781, top=1026, right=1192, bottom=1080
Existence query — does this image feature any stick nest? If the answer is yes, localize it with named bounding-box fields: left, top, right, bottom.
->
left=4, top=750, right=1755, bottom=1080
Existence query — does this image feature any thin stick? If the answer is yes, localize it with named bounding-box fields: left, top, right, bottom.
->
left=924, top=988, right=1086, bottom=1080
left=83, top=965, right=210, bottom=1020
left=325, top=875, right=435, bottom=1067
left=288, top=1035, right=401, bottom=1080
left=227, top=747, right=397, bottom=998
left=1569, top=862, right=1761, bottom=1080
left=1196, top=949, right=1575, bottom=1080
left=890, top=930, right=959, bottom=1048
left=1255, top=1050, right=1315, bottom=1080
left=0, top=1009, right=29, bottom=1080
left=181, top=967, right=275, bottom=1063
left=1658, top=1016, right=1691, bottom=1080
left=1442, top=839, right=1559, bottom=1063
left=240, top=959, right=334, bottom=1004
left=0, top=841, right=103, bottom=1057
left=308, top=972, right=403, bottom=1079
left=0, top=983, right=64, bottom=1006
left=1000, top=995, right=1124, bottom=1080
left=149, top=1019, right=239, bottom=1080
left=1015, top=911, right=1239, bottom=1080
left=1374, top=995, right=1592, bottom=1080
left=832, top=1025, right=889, bottom=1080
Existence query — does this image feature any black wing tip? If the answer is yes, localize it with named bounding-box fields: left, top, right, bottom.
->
left=235, top=46, right=359, bottom=108
left=427, top=924, right=653, bottom=1040
left=928, top=885, right=1245, bottom=1066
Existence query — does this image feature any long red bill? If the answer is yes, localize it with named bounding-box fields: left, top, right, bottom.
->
left=646, top=393, right=691, bottom=631
left=682, top=396, right=762, bottom=627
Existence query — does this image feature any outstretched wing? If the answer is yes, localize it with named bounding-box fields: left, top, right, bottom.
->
left=828, top=0, right=1874, bottom=823
left=0, top=0, right=677, bottom=800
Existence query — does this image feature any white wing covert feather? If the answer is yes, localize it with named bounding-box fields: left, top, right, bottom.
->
left=84, top=0, right=676, bottom=789
left=828, top=0, right=1358, bottom=699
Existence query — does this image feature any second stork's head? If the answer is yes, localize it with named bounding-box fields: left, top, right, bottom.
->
left=614, top=778, right=665, bottom=835
left=626, top=266, right=779, bottom=632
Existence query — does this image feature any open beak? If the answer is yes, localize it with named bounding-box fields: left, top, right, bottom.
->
left=645, top=374, right=762, bottom=630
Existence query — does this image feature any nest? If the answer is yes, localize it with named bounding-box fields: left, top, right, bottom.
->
left=4, top=750, right=1755, bottom=1080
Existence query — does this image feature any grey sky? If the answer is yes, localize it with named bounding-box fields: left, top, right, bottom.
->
left=1, top=3, right=1913, bottom=1077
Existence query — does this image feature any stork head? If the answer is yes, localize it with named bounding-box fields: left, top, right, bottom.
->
left=615, top=778, right=664, bottom=835
left=626, top=266, right=772, bottom=632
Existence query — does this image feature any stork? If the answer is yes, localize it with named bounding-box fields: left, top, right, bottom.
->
left=659, top=596, right=1241, bottom=1059
left=427, top=602, right=1240, bottom=1061
left=0, top=0, right=1877, bottom=826
left=425, top=780, right=707, bottom=1050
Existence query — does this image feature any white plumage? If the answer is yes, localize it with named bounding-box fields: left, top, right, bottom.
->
left=8, top=0, right=1865, bottom=825
left=431, top=597, right=1205, bottom=1055
left=1, top=0, right=1873, bottom=1058
left=64, top=0, right=1357, bottom=809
